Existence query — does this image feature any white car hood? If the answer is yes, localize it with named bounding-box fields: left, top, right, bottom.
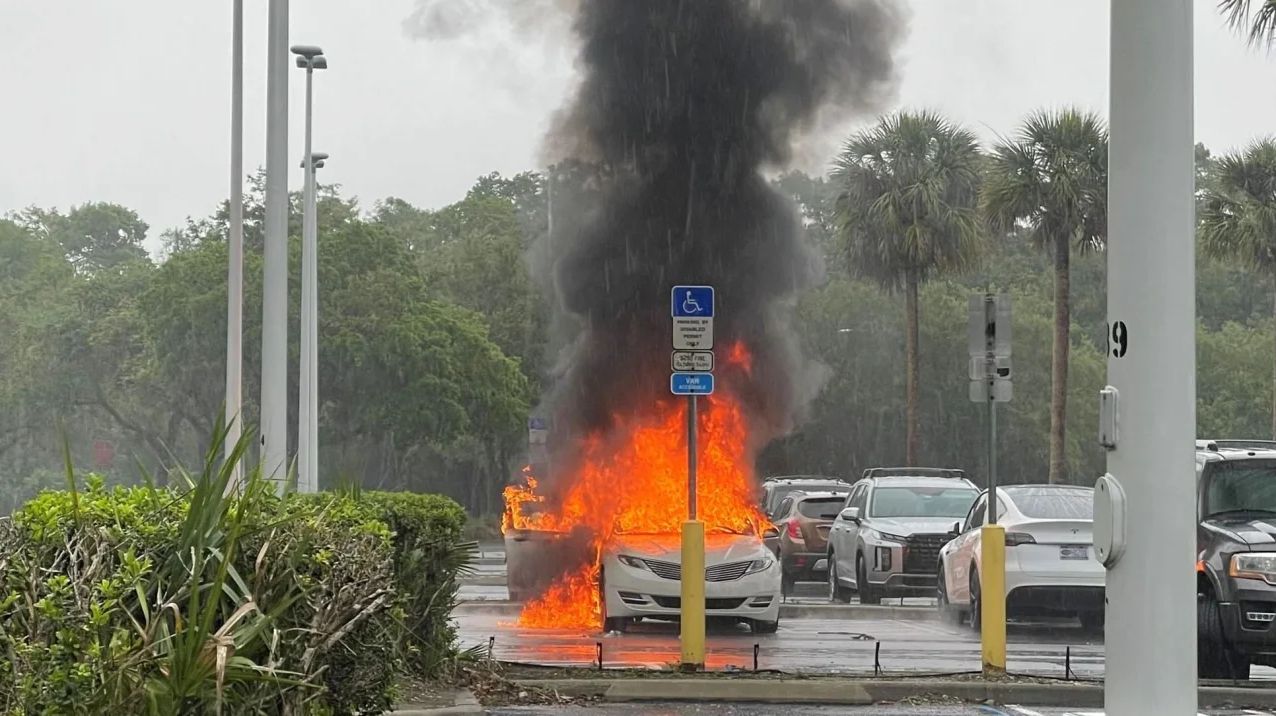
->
left=607, top=533, right=767, bottom=565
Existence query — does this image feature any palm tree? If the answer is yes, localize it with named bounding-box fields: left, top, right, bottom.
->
left=982, top=109, right=1107, bottom=485
left=833, top=111, right=984, bottom=466
left=1199, top=139, right=1276, bottom=438
left=1221, top=0, right=1276, bottom=45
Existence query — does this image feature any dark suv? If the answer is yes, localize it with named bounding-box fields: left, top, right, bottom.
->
left=1197, top=439, right=1276, bottom=679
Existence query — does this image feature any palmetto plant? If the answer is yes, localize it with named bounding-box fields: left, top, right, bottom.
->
left=982, top=109, right=1107, bottom=484
left=833, top=110, right=984, bottom=465
left=1199, top=139, right=1276, bottom=439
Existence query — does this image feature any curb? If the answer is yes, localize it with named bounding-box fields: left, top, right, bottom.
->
left=454, top=601, right=936, bottom=620
left=513, top=677, right=1276, bottom=709
left=391, top=689, right=482, bottom=715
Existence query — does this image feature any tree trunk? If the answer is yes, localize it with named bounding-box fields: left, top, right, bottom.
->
left=905, top=270, right=920, bottom=466
left=1271, top=282, right=1276, bottom=440
left=1048, top=235, right=1072, bottom=484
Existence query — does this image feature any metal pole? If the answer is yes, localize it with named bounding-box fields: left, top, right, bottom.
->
left=225, top=0, right=244, bottom=490
left=298, top=65, right=315, bottom=494
left=680, top=393, right=705, bottom=670
left=1106, top=0, right=1195, bottom=712
left=980, top=292, right=1005, bottom=673
left=261, top=0, right=290, bottom=489
left=688, top=395, right=698, bottom=519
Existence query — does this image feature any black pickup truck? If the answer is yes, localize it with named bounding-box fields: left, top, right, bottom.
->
left=1197, top=440, right=1276, bottom=679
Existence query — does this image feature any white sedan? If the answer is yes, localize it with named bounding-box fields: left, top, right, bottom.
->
left=937, top=485, right=1105, bottom=630
left=599, top=530, right=781, bottom=634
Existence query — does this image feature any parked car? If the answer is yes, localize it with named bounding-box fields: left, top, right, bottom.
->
left=770, top=490, right=849, bottom=594
left=936, top=485, right=1104, bottom=630
left=761, top=475, right=852, bottom=520
left=598, top=526, right=782, bottom=634
left=1195, top=439, right=1276, bottom=679
left=827, top=469, right=978, bottom=604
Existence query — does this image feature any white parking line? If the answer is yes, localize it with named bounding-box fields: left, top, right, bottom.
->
left=1005, top=706, right=1045, bottom=716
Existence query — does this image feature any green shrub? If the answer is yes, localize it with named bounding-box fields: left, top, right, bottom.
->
left=0, top=434, right=401, bottom=715
left=360, top=492, right=472, bottom=677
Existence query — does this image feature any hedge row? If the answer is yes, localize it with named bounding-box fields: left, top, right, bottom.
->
left=0, top=464, right=470, bottom=716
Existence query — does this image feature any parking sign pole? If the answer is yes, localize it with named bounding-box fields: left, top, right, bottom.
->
left=980, top=292, right=1006, bottom=673
left=673, top=286, right=710, bottom=672
left=688, top=395, right=698, bottom=520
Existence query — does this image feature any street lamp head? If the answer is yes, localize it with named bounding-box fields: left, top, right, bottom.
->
left=291, top=44, right=324, bottom=59
left=311, top=56, right=328, bottom=70
left=300, top=152, right=330, bottom=169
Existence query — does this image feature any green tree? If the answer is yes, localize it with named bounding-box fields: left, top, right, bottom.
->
left=15, top=203, right=150, bottom=273
left=1221, top=0, right=1276, bottom=45
left=832, top=110, right=984, bottom=465
left=1199, top=138, right=1276, bottom=438
left=982, top=109, right=1108, bottom=484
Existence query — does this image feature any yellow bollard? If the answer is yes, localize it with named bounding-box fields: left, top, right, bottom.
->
left=680, top=519, right=706, bottom=671
left=980, top=523, right=1007, bottom=674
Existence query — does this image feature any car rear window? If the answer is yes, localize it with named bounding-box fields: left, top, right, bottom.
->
left=1006, top=488, right=1093, bottom=519
left=767, top=482, right=846, bottom=513
left=797, top=498, right=844, bottom=520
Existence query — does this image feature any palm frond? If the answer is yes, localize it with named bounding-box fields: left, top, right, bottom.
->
left=1221, top=0, right=1276, bottom=47
left=1199, top=137, right=1276, bottom=273
left=832, top=109, right=986, bottom=291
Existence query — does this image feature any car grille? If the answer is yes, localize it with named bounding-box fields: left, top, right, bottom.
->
left=640, top=559, right=754, bottom=582
left=651, top=596, right=747, bottom=610
left=903, top=534, right=949, bottom=573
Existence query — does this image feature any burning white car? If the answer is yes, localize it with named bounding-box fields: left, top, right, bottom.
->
left=598, top=529, right=782, bottom=634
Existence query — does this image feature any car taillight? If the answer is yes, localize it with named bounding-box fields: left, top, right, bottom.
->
left=786, top=521, right=803, bottom=540
left=1005, top=532, right=1036, bottom=547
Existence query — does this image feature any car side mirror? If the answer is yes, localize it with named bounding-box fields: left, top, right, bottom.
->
left=762, top=526, right=779, bottom=540
left=839, top=507, right=861, bottom=524
left=951, top=521, right=962, bottom=535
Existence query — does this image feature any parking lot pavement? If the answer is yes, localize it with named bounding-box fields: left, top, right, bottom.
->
left=485, top=706, right=1276, bottom=715
left=457, top=608, right=1107, bottom=677
left=459, top=553, right=1275, bottom=681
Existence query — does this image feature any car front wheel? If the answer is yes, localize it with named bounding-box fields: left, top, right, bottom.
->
left=828, top=554, right=851, bottom=603
left=937, top=561, right=960, bottom=625
left=968, top=566, right=982, bottom=631
left=857, top=554, right=881, bottom=605
left=1199, top=591, right=1249, bottom=680
left=752, top=619, right=779, bottom=634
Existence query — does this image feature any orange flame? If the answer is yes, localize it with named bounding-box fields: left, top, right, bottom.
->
left=505, top=344, right=765, bottom=629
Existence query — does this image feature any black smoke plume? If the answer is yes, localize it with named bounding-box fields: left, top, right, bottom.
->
left=538, top=0, right=906, bottom=479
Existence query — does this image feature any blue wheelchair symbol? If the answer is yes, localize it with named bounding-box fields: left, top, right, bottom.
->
left=671, top=285, right=714, bottom=318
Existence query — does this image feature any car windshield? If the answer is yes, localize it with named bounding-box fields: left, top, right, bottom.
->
left=869, top=486, right=976, bottom=518
left=1005, top=487, right=1093, bottom=519
left=1205, top=462, right=1276, bottom=518
left=797, top=497, right=845, bottom=520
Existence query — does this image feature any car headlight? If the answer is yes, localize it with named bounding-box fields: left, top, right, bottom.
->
left=617, top=554, right=649, bottom=570
left=1229, top=553, right=1276, bottom=584
left=744, top=557, right=775, bottom=575
left=864, top=528, right=907, bottom=544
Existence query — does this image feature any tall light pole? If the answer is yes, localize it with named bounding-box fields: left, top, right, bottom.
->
left=1103, top=0, right=1195, bottom=712
left=262, top=0, right=290, bottom=488
left=293, top=43, right=326, bottom=494
left=225, top=0, right=245, bottom=490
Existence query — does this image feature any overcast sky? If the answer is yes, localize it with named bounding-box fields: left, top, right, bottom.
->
left=2, top=2, right=1274, bottom=251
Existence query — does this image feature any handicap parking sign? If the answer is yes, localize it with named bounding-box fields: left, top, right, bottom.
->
left=672, top=286, right=714, bottom=318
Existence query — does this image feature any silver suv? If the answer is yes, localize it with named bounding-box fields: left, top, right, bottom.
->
left=826, top=468, right=978, bottom=604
